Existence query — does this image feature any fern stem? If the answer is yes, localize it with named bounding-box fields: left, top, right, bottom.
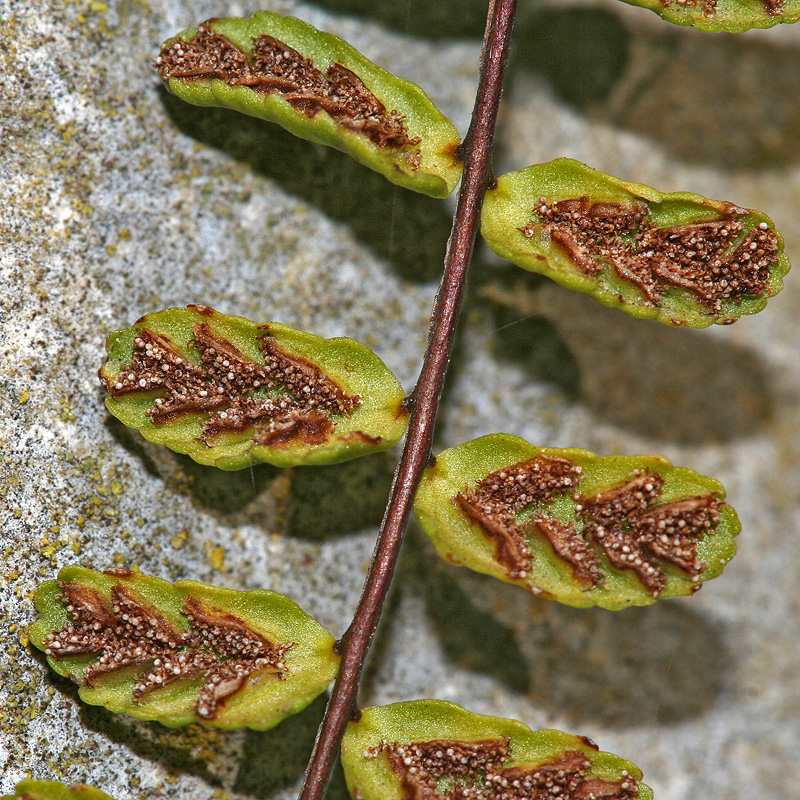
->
left=298, top=2, right=519, bottom=797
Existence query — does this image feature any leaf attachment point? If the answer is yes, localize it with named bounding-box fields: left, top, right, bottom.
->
left=414, top=434, right=740, bottom=609
left=481, top=158, right=790, bottom=327
left=99, top=306, right=408, bottom=469
left=341, top=700, right=652, bottom=800
left=29, top=566, right=340, bottom=729
left=156, top=12, right=463, bottom=197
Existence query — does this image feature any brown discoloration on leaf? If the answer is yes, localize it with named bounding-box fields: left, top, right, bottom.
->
left=580, top=473, right=720, bottom=596
left=580, top=473, right=668, bottom=596
left=193, top=323, right=273, bottom=396
left=455, top=456, right=582, bottom=580
left=633, top=496, right=720, bottom=576
left=187, top=303, right=216, bottom=316
left=575, top=735, right=600, bottom=751
left=60, top=582, right=116, bottom=629
left=572, top=778, right=640, bottom=799
left=154, top=22, right=250, bottom=81
left=101, top=328, right=213, bottom=416
left=102, top=321, right=360, bottom=447
left=445, top=141, right=462, bottom=160
left=455, top=494, right=535, bottom=582
left=155, top=23, right=420, bottom=149
left=382, top=738, right=509, bottom=800
left=547, top=228, right=601, bottom=276
left=456, top=455, right=723, bottom=598
left=581, top=473, right=664, bottom=524
left=526, top=197, right=779, bottom=312
left=103, top=568, right=136, bottom=578
left=113, top=586, right=184, bottom=652
left=462, top=456, right=580, bottom=510
left=376, top=740, right=638, bottom=800
left=341, top=430, right=383, bottom=445
left=526, top=196, right=648, bottom=276
left=182, top=597, right=291, bottom=720
left=196, top=399, right=276, bottom=439
left=253, top=411, right=333, bottom=448
left=43, top=582, right=291, bottom=721
left=45, top=584, right=184, bottom=682
left=762, top=0, right=786, bottom=14
left=257, top=335, right=359, bottom=416
left=527, top=517, right=601, bottom=586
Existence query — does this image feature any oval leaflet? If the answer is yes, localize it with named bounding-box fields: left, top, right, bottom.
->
left=156, top=12, right=462, bottom=198
left=481, top=158, right=790, bottom=327
left=341, top=699, right=652, bottom=800
left=99, top=305, right=408, bottom=470
left=29, top=566, right=340, bottom=729
left=413, top=433, right=740, bottom=609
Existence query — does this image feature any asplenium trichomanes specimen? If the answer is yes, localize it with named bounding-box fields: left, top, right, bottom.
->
left=22, top=1, right=794, bottom=799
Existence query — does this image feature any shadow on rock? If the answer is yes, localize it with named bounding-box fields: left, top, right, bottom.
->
left=600, top=24, right=800, bottom=169
left=78, top=701, right=223, bottom=785
left=490, top=298, right=581, bottom=402
left=362, top=530, right=533, bottom=697
left=481, top=276, right=773, bottom=444
left=102, top=414, right=163, bottom=481
left=520, top=597, right=731, bottom=727
left=104, top=400, right=399, bottom=535
left=510, top=9, right=630, bottom=107
left=431, top=282, right=481, bottom=450
left=160, top=89, right=452, bottom=283
left=311, top=0, right=489, bottom=39
left=106, top=408, right=292, bottom=526
left=378, top=529, right=729, bottom=727
left=401, top=543, right=728, bottom=728
left=233, top=694, right=348, bottom=800
left=516, top=8, right=800, bottom=169
left=421, top=555, right=533, bottom=695
left=358, top=524, right=533, bottom=702
left=174, top=456, right=283, bottom=515
left=284, top=449, right=397, bottom=540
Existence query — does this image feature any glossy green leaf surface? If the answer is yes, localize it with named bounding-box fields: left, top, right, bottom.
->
left=3, top=782, right=115, bottom=800
left=617, top=0, right=800, bottom=33
left=414, top=434, right=739, bottom=609
left=156, top=12, right=462, bottom=197
left=29, top=566, right=340, bottom=729
left=341, top=700, right=652, bottom=800
left=99, top=305, right=408, bottom=470
left=482, top=158, right=790, bottom=327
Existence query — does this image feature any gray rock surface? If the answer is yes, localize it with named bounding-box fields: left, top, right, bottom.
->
left=2, top=1, right=799, bottom=799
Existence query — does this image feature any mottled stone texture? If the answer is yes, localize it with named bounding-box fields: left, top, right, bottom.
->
left=2, top=1, right=799, bottom=799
